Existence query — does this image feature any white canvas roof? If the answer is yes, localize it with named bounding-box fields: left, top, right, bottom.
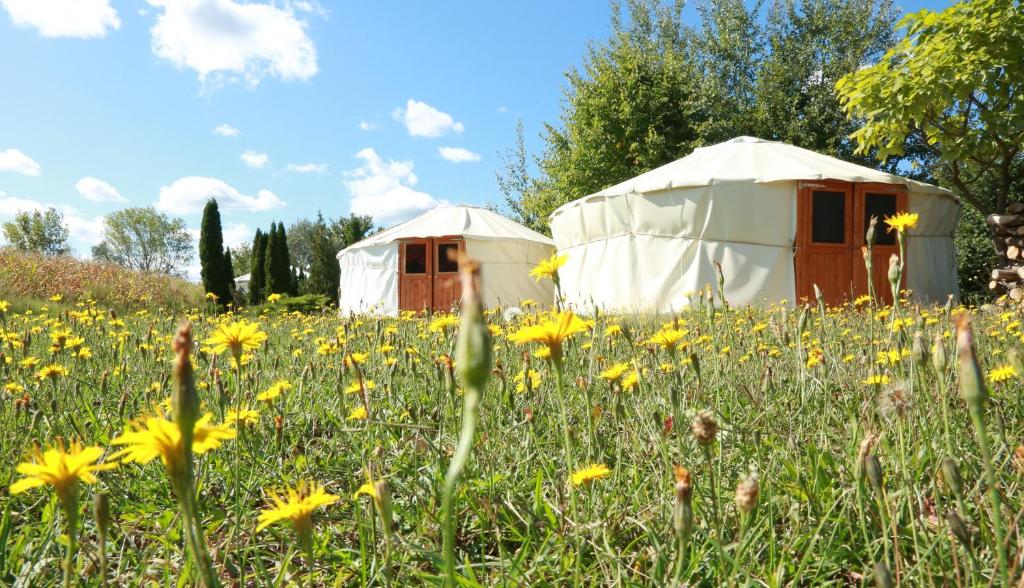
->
left=339, top=204, right=553, bottom=256
left=551, top=136, right=954, bottom=218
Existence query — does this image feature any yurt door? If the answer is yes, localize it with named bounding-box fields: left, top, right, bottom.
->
left=399, top=239, right=432, bottom=311
left=796, top=181, right=855, bottom=305
left=432, top=238, right=465, bottom=311
left=852, top=184, right=907, bottom=304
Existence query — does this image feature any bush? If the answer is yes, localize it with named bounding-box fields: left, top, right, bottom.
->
left=272, top=293, right=332, bottom=313
left=956, top=206, right=998, bottom=305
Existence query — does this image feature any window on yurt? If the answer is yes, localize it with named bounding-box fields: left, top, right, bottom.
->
left=811, top=190, right=846, bottom=244
left=405, top=243, right=427, bottom=274
left=863, top=193, right=898, bottom=246
left=437, top=243, right=459, bottom=273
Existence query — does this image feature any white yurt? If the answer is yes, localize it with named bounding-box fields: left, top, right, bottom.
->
left=549, top=136, right=960, bottom=312
left=337, top=205, right=555, bottom=314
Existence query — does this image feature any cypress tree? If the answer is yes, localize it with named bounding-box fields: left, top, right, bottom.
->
left=249, top=229, right=266, bottom=304
left=306, top=214, right=341, bottom=302
left=279, top=223, right=292, bottom=292
left=199, top=199, right=231, bottom=304
left=224, top=248, right=237, bottom=303
left=264, top=222, right=284, bottom=295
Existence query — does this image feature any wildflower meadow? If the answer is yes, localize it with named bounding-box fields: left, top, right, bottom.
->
left=2, top=236, right=1024, bottom=586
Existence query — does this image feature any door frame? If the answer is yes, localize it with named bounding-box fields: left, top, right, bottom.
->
left=852, top=183, right=909, bottom=301
left=397, top=236, right=466, bottom=312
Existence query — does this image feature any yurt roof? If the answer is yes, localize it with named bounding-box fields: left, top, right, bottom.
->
left=338, top=205, right=554, bottom=256
left=550, top=136, right=956, bottom=219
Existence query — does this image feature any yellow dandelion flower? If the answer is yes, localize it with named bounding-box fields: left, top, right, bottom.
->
left=646, top=328, right=688, bottom=351
left=989, top=364, right=1017, bottom=383
left=267, top=293, right=282, bottom=303
left=599, top=362, right=629, bottom=382
left=10, top=440, right=116, bottom=498
left=884, top=211, right=919, bottom=233
left=110, top=413, right=235, bottom=469
left=621, top=370, right=640, bottom=391
left=35, top=363, right=69, bottom=381
left=225, top=407, right=261, bottom=426
left=206, top=320, right=267, bottom=361
left=508, top=311, right=589, bottom=362
left=529, top=253, right=568, bottom=282
left=571, top=463, right=611, bottom=486
left=347, top=405, right=368, bottom=421
left=258, top=379, right=293, bottom=402
left=863, top=374, right=890, bottom=385
left=345, top=380, right=376, bottom=394
left=256, top=480, right=339, bottom=532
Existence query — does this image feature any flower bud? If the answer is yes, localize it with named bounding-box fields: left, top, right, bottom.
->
left=911, top=331, right=928, bottom=369
left=734, top=472, right=759, bottom=514
left=454, top=256, right=492, bottom=390
left=171, top=322, right=198, bottom=447
left=953, top=313, right=985, bottom=408
left=931, top=332, right=946, bottom=378
left=692, top=410, right=718, bottom=445
left=945, top=511, right=972, bottom=549
left=940, top=458, right=964, bottom=498
left=374, top=479, right=393, bottom=536
left=864, top=454, right=884, bottom=492
left=94, top=492, right=110, bottom=539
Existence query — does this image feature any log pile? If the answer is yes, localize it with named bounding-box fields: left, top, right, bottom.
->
left=987, top=202, right=1024, bottom=301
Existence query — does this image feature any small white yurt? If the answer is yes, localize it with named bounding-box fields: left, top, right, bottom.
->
left=549, top=136, right=960, bottom=312
left=337, top=205, right=555, bottom=314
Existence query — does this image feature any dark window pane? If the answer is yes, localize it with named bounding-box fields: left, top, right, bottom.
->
left=405, top=243, right=426, bottom=274
left=437, top=243, right=459, bottom=273
left=812, top=190, right=846, bottom=243
left=864, top=193, right=898, bottom=246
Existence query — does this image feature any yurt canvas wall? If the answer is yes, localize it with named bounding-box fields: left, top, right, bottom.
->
left=549, top=137, right=959, bottom=312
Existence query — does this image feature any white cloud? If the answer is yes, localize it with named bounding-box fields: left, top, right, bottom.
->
left=222, top=222, right=253, bottom=247
left=497, top=106, right=508, bottom=114
left=241, top=150, right=270, bottom=169
left=393, top=99, right=464, bottom=138
left=213, top=123, right=241, bottom=137
left=75, top=177, right=127, bottom=203
left=147, top=0, right=318, bottom=87
left=286, top=162, right=328, bottom=174
left=0, top=148, right=41, bottom=176
left=344, top=148, right=444, bottom=225
left=155, top=176, right=285, bottom=214
left=1, top=0, right=120, bottom=39
left=438, top=146, right=481, bottom=164
left=358, top=120, right=378, bottom=132
left=0, top=191, right=105, bottom=249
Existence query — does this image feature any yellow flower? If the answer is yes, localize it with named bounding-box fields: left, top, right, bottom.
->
left=35, top=363, right=69, bottom=381
left=256, top=480, right=339, bottom=532
left=604, top=324, right=622, bottom=337
left=49, top=294, right=63, bottom=302
left=508, top=311, right=589, bottom=362
left=267, top=293, right=283, bottom=303
left=206, top=320, right=268, bottom=361
left=529, top=253, right=568, bottom=282
left=599, top=362, right=629, bottom=382
left=428, top=315, right=460, bottom=334
left=853, top=294, right=872, bottom=306
left=111, top=413, right=235, bottom=468
left=205, top=292, right=219, bottom=301
left=10, top=440, right=116, bottom=498
left=347, top=405, right=368, bottom=420
left=0, top=300, right=8, bottom=313
left=344, top=352, right=369, bottom=367
left=989, top=364, right=1017, bottom=383
left=646, top=328, right=688, bottom=351
left=345, top=380, right=376, bottom=394
left=884, top=212, right=919, bottom=233
left=225, top=407, right=261, bottom=426
left=863, top=374, right=890, bottom=385
left=571, top=463, right=611, bottom=486
left=258, top=379, right=293, bottom=402
left=19, top=357, right=40, bottom=369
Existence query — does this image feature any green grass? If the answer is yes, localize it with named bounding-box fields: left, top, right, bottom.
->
left=0, top=295, right=1022, bottom=586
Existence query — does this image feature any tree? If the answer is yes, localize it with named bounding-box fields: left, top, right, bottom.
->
left=2, top=208, right=71, bottom=256
left=305, top=213, right=341, bottom=301
left=288, top=213, right=374, bottom=268
left=836, top=0, right=1024, bottom=215
left=337, top=214, right=374, bottom=249
left=223, top=248, right=238, bottom=303
left=248, top=229, right=267, bottom=304
left=264, top=222, right=291, bottom=296
left=199, top=199, right=231, bottom=303
left=92, top=207, right=192, bottom=275
left=229, top=244, right=252, bottom=278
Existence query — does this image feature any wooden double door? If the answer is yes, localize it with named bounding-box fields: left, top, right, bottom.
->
left=398, top=237, right=465, bottom=312
left=795, top=181, right=907, bottom=306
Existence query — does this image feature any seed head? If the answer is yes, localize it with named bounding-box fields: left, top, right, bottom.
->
left=734, top=472, right=759, bottom=514
left=691, top=410, right=718, bottom=445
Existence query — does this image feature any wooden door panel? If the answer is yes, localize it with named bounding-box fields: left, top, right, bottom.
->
left=796, top=182, right=854, bottom=306
left=399, top=239, right=432, bottom=311
left=432, top=238, right=464, bottom=311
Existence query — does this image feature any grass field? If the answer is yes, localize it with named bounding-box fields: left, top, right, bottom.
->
left=1, top=284, right=1023, bottom=586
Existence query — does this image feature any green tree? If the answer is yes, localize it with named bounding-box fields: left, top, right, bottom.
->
left=223, top=248, right=238, bottom=304
left=248, top=229, right=267, bottom=305
left=229, top=244, right=252, bottom=278
left=836, top=0, right=1024, bottom=215
left=92, top=207, right=192, bottom=275
left=288, top=213, right=374, bottom=267
left=199, top=199, right=231, bottom=303
left=264, top=222, right=291, bottom=296
left=305, top=213, right=341, bottom=301
left=2, top=208, right=71, bottom=256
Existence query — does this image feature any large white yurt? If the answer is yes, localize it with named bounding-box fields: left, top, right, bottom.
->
left=549, top=136, right=960, bottom=312
left=337, top=205, right=555, bottom=314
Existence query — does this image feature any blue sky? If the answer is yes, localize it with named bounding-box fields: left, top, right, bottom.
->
left=0, top=0, right=951, bottom=275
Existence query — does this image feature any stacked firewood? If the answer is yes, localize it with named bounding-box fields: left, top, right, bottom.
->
left=987, top=202, right=1024, bottom=301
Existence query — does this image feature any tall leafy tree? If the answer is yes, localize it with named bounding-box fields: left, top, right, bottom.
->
left=836, top=0, right=1024, bottom=215
left=92, top=207, right=192, bottom=275
left=2, top=208, right=71, bottom=256
left=288, top=213, right=374, bottom=268
left=199, top=199, right=231, bottom=303
left=305, top=213, right=341, bottom=301
left=248, top=229, right=267, bottom=305
left=229, top=244, right=252, bottom=278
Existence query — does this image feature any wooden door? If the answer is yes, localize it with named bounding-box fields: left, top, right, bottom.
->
left=432, top=238, right=464, bottom=311
left=852, top=184, right=908, bottom=304
left=398, top=239, right=432, bottom=311
left=796, top=181, right=854, bottom=305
